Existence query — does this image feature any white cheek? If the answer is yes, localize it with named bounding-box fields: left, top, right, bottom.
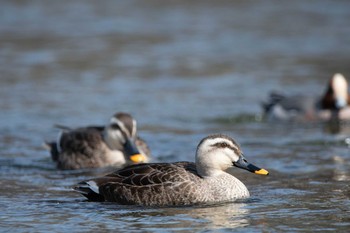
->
left=217, top=149, right=235, bottom=170
left=108, top=129, right=123, bottom=141
left=105, top=129, right=125, bottom=150
left=225, top=149, right=239, bottom=162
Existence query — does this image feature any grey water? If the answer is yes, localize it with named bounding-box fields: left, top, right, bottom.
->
left=1, top=0, right=350, bottom=232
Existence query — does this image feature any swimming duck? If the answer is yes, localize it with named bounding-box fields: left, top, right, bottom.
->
left=74, top=134, right=268, bottom=206
left=45, top=112, right=150, bottom=170
left=262, top=73, right=350, bottom=121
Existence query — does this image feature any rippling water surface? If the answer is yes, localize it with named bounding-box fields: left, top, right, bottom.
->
left=1, top=0, right=350, bottom=232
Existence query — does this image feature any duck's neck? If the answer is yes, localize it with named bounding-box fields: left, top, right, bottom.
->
left=203, top=172, right=250, bottom=201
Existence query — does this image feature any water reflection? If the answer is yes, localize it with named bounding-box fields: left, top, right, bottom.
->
left=323, top=120, right=350, bottom=135
left=110, top=202, right=249, bottom=230
left=332, top=155, right=350, bottom=182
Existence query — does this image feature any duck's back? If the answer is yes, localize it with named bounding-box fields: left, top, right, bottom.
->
left=56, top=128, right=118, bottom=169
left=77, top=162, right=210, bottom=206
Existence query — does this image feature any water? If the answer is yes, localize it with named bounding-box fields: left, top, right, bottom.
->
left=1, top=0, right=350, bottom=232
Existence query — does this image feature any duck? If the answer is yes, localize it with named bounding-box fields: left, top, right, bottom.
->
left=74, top=134, right=269, bottom=206
left=45, top=112, right=150, bottom=170
left=262, top=73, right=350, bottom=121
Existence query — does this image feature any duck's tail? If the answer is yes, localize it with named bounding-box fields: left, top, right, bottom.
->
left=261, top=91, right=286, bottom=113
left=74, top=181, right=105, bottom=202
left=42, top=141, right=60, bottom=161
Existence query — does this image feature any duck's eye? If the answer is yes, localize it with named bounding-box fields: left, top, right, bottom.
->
left=110, top=124, right=120, bottom=130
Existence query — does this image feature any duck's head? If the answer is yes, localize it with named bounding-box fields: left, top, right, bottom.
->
left=104, top=112, right=148, bottom=163
left=322, top=73, right=349, bottom=110
left=195, top=134, right=269, bottom=177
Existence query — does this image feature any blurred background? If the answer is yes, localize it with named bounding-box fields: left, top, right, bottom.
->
left=0, top=0, right=350, bottom=232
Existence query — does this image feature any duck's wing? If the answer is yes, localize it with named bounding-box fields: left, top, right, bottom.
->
left=44, top=124, right=73, bottom=160
left=52, top=127, right=115, bottom=169
left=262, top=91, right=317, bottom=119
left=75, top=162, right=200, bottom=205
left=44, top=124, right=74, bottom=161
left=262, top=92, right=303, bottom=112
left=58, top=128, right=104, bottom=156
left=46, top=125, right=105, bottom=160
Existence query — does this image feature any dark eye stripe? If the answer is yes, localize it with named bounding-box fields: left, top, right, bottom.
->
left=110, top=123, right=129, bottom=139
left=213, top=142, right=241, bottom=155
left=110, top=124, right=120, bottom=130
left=214, top=142, right=229, bottom=148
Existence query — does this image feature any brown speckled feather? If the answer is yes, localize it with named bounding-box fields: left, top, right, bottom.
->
left=83, top=162, right=205, bottom=206
left=56, top=128, right=112, bottom=169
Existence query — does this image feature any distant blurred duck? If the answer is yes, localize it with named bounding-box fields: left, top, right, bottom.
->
left=45, top=112, right=150, bottom=170
left=262, top=73, right=350, bottom=121
left=74, top=134, right=268, bottom=206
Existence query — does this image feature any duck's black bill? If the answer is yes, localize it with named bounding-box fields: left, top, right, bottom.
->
left=234, top=156, right=269, bottom=175
left=124, top=138, right=147, bottom=163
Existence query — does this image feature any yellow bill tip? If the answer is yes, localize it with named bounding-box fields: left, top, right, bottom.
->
left=130, top=154, right=147, bottom=163
left=254, top=168, right=269, bottom=175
